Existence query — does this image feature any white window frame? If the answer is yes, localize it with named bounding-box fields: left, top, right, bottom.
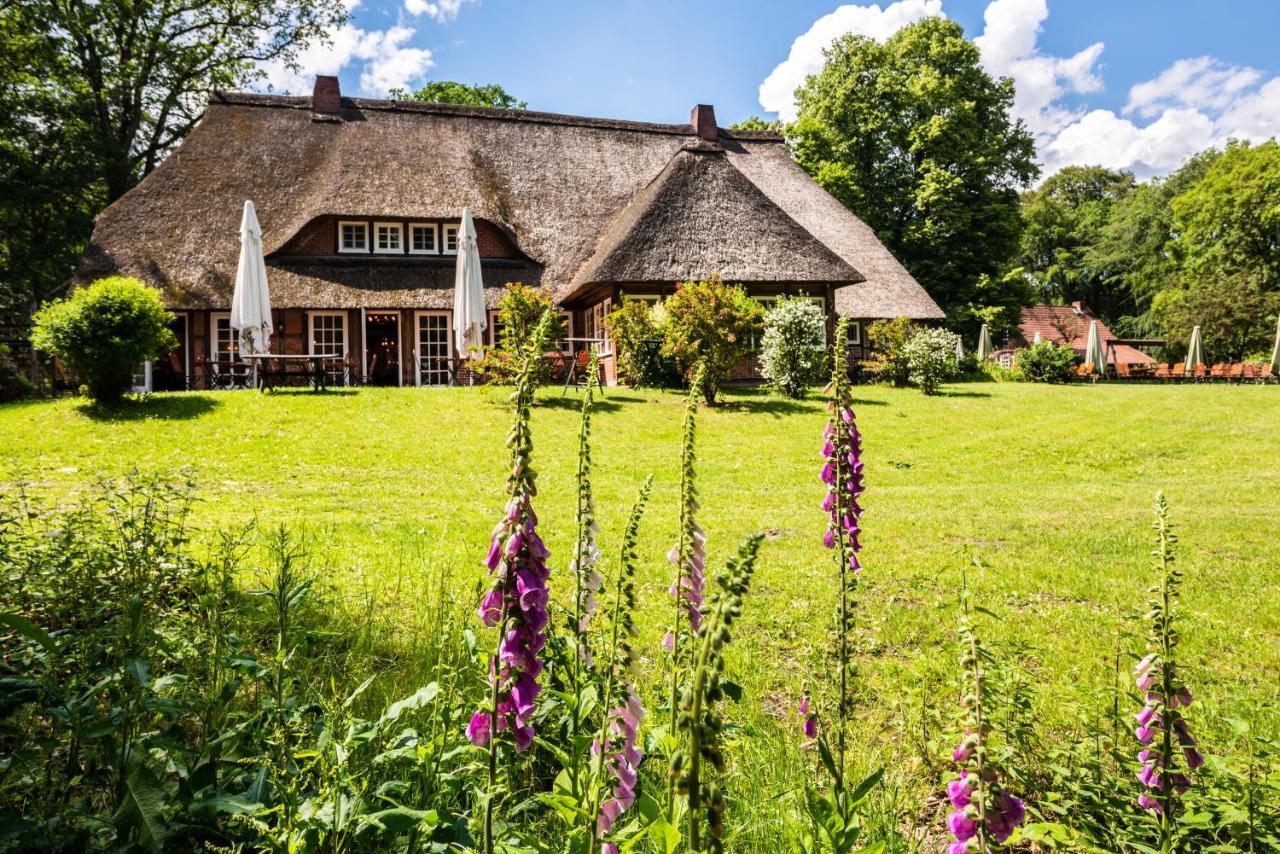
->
left=414, top=310, right=454, bottom=387
left=210, top=312, right=235, bottom=364
left=847, top=320, right=862, bottom=346
left=308, top=310, right=347, bottom=357
left=559, top=310, right=574, bottom=356
left=338, top=220, right=369, bottom=254
left=408, top=222, right=439, bottom=255
left=443, top=224, right=460, bottom=254
left=487, top=309, right=504, bottom=347
left=373, top=221, right=404, bottom=255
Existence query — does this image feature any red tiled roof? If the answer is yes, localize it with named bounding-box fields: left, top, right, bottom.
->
left=1013, top=304, right=1154, bottom=365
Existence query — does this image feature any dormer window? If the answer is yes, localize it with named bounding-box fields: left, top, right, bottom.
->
left=338, top=220, right=368, bottom=253
left=444, top=224, right=460, bottom=254
left=374, top=221, right=403, bottom=254
left=409, top=223, right=439, bottom=254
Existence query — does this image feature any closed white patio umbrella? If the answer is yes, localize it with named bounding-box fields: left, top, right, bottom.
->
left=955, top=336, right=965, bottom=364
left=1184, top=325, right=1204, bottom=376
left=1084, top=320, right=1106, bottom=374
left=1032, top=330, right=1042, bottom=345
left=230, top=200, right=272, bottom=358
left=453, top=208, right=487, bottom=361
left=976, top=323, right=993, bottom=361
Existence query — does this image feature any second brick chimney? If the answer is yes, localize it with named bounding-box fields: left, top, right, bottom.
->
left=690, top=104, right=718, bottom=142
left=313, top=75, right=342, bottom=114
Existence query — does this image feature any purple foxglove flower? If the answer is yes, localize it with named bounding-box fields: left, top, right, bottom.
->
left=504, top=530, right=524, bottom=558
left=947, top=810, right=977, bottom=841
left=820, top=461, right=835, bottom=485
left=485, top=538, right=504, bottom=571
left=947, top=773, right=972, bottom=808
left=803, top=715, right=817, bottom=739
left=602, top=844, right=618, bottom=854
left=478, top=588, right=504, bottom=627
left=1135, top=704, right=1158, bottom=727
left=822, top=528, right=836, bottom=548
left=467, top=711, right=491, bottom=746
left=1137, top=763, right=1160, bottom=787
left=1184, top=747, right=1204, bottom=770
left=1138, top=793, right=1163, bottom=812
left=947, top=844, right=969, bottom=854
left=1174, top=686, right=1192, bottom=707
left=821, top=492, right=835, bottom=512
left=1136, top=724, right=1156, bottom=745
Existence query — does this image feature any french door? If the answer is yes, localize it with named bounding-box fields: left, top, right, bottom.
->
left=415, top=311, right=453, bottom=386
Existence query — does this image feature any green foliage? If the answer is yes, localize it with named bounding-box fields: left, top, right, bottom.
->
left=758, top=298, right=826, bottom=399
left=471, top=283, right=566, bottom=383
left=607, top=295, right=679, bottom=388
left=1014, top=341, right=1077, bottom=383
left=0, top=344, right=33, bottom=401
left=902, top=327, right=960, bottom=395
left=661, top=277, right=763, bottom=404
left=1017, top=166, right=1136, bottom=313
left=788, top=17, right=1038, bottom=317
left=31, top=277, right=176, bottom=402
left=728, top=116, right=782, bottom=132
left=389, top=80, right=526, bottom=108
left=671, top=534, right=764, bottom=853
left=860, top=317, right=917, bottom=387
left=1152, top=274, right=1280, bottom=363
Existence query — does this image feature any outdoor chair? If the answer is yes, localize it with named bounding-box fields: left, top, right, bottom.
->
left=1153, top=363, right=1170, bottom=380
left=562, top=349, right=604, bottom=397
left=1115, top=363, right=1132, bottom=379
left=1192, top=364, right=1208, bottom=380
left=1210, top=363, right=1229, bottom=381
left=1227, top=363, right=1244, bottom=382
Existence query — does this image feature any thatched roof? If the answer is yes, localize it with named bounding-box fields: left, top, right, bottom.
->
left=77, top=84, right=942, bottom=319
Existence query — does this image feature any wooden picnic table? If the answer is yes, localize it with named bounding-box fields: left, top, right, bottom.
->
left=243, top=354, right=333, bottom=392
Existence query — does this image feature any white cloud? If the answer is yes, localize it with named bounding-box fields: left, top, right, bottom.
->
left=973, top=0, right=1103, bottom=141
left=1125, top=56, right=1262, bottom=119
left=403, top=0, right=472, bottom=23
left=257, top=3, right=434, bottom=98
left=758, top=0, right=944, bottom=121
left=1042, top=108, right=1216, bottom=176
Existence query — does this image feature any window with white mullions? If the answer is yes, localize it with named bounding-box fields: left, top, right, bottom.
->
left=417, top=311, right=453, bottom=386
left=374, top=222, right=403, bottom=254
left=409, top=223, right=438, bottom=254
left=338, top=220, right=368, bottom=253
left=443, top=224, right=460, bottom=254
left=212, top=313, right=235, bottom=364
left=309, top=312, right=346, bottom=357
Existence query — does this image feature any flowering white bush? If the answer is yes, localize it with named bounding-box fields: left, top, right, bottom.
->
left=759, top=298, right=827, bottom=398
left=903, top=326, right=961, bottom=394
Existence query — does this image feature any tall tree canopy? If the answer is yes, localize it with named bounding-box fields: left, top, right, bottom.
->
left=389, top=81, right=525, bottom=109
left=1017, top=166, right=1135, bottom=316
left=787, top=17, right=1038, bottom=321
left=0, top=0, right=345, bottom=328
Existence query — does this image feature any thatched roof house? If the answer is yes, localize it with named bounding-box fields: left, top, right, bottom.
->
left=77, top=76, right=942, bottom=389
left=1010, top=303, right=1154, bottom=366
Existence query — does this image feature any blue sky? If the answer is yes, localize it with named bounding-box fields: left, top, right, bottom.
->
left=260, top=0, right=1280, bottom=178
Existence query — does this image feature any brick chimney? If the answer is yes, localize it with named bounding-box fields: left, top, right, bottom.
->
left=313, top=75, right=342, bottom=114
left=690, top=104, right=718, bottom=142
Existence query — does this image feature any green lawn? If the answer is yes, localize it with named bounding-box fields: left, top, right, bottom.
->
left=3, top=382, right=1279, bottom=841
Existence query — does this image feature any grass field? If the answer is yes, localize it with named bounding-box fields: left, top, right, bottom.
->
left=3, top=381, right=1279, bottom=843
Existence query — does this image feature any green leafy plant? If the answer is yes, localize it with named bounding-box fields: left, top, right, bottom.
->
left=607, top=296, right=678, bottom=388
left=902, top=327, right=961, bottom=395
left=470, top=283, right=566, bottom=384
left=30, top=276, right=176, bottom=402
left=1014, top=341, right=1077, bottom=383
left=759, top=298, right=826, bottom=399
left=860, top=317, right=916, bottom=387
left=661, top=277, right=763, bottom=404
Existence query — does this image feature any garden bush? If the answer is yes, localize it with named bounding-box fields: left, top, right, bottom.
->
left=860, top=316, right=916, bottom=386
left=1015, top=340, right=1078, bottom=383
left=0, top=344, right=33, bottom=401
left=758, top=297, right=826, bottom=398
left=661, top=275, right=763, bottom=404
left=30, top=276, right=176, bottom=402
left=469, top=283, right=567, bottom=383
left=903, top=326, right=961, bottom=394
left=607, top=295, right=679, bottom=387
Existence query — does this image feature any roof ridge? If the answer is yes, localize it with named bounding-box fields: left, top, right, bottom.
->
left=207, top=90, right=791, bottom=142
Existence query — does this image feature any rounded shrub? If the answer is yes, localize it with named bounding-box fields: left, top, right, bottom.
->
left=31, top=276, right=176, bottom=402
left=758, top=297, right=826, bottom=398
left=1015, top=340, right=1077, bottom=383
left=607, top=296, right=679, bottom=387
left=902, top=326, right=961, bottom=394
left=661, top=276, right=763, bottom=404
